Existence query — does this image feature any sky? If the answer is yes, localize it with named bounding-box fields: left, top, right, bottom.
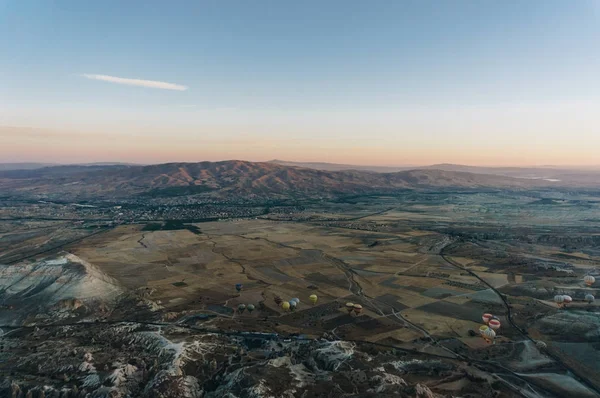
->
left=1, top=0, right=599, bottom=166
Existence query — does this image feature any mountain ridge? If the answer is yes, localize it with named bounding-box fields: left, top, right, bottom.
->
left=1, top=160, right=579, bottom=201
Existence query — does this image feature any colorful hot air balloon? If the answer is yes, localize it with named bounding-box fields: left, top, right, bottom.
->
left=482, top=313, right=493, bottom=324
left=289, top=300, right=297, bottom=310
left=247, top=304, right=255, bottom=313
left=488, top=318, right=501, bottom=330
left=309, top=294, right=318, bottom=305
left=346, top=302, right=355, bottom=314
left=353, top=304, right=363, bottom=315
left=584, top=275, right=596, bottom=286
left=238, top=304, right=246, bottom=313
left=585, top=294, right=595, bottom=303
left=281, top=301, right=290, bottom=311
left=563, top=295, right=572, bottom=304
left=235, top=283, right=243, bottom=293
left=274, top=296, right=283, bottom=305
left=479, top=325, right=495, bottom=343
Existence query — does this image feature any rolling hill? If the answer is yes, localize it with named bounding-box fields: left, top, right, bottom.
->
left=0, top=160, right=573, bottom=201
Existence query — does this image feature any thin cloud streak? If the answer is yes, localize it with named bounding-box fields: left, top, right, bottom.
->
left=81, top=74, right=188, bottom=91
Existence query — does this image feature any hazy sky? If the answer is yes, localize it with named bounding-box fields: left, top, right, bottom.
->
left=1, top=1, right=599, bottom=166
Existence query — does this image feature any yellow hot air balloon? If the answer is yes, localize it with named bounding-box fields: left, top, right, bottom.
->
left=281, top=301, right=290, bottom=311
left=479, top=325, right=495, bottom=343
left=309, top=294, right=318, bottom=305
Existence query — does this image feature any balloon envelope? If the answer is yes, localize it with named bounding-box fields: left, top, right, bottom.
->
left=281, top=301, right=290, bottom=310
left=584, top=275, right=595, bottom=286
left=563, top=295, right=572, bottom=303
left=488, top=319, right=501, bottom=330
left=483, top=328, right=496, bottom=340
left=482, top=313, right=493, bottom=323
left=309, top=294, right=318, bottom=304
left=247, top=304, right=255, bottom=312
left=554, top=295, right=565, bottom=303
left=585, top=294, right=595, bottom=303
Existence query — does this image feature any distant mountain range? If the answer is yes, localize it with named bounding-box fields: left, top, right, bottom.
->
left=270, top=160, right=600, bottom=186
left=0, top=162, right=138, bottom=171
left=268, top=160, right=414, bottom=173
left=2, top=160, right=591, bottom=201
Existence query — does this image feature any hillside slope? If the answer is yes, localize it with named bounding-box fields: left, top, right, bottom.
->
left=0, top=160, right=568, bottom=200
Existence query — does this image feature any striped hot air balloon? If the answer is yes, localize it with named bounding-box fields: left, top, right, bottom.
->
left=479, top=325, right=496, bottom=343
left=353, top=304, right=363, bottom=315
left=554, top=295, right=565, bottom=307
left=584, top=275, right=595, bottom=287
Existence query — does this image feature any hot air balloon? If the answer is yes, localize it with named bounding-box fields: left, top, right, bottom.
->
left=584, top=275, right=596, bottom=286
left=281, top=301, right=290, bottom=311
left=309, top=294, right=318, bottom=305
left=292, top=298, right=300, bottom=305
left=353, top=304, right=363, bottom=315
left=563, top=295, right=572, bottom=305
left=488, top=318, right=501, bottom=330
left=482, top=313, right=493, bottom=324
left=235, top=283, right=243, bottom=293
left=554, top=295, right=565, bottom=307
left=346, top=302, right=355, bottom=314
left=289, top=300, right=297, bottom=311
left=585, top=294, right=595, bottom=303
left=238, top=304, right=246, bottom=314
left=536, top=340, right=547, bottom=350
left=274, top=296, right=282, bottom=305
left=247, top=304, right=255, bottom=313
left=479, top=325, right=495, bottom=343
